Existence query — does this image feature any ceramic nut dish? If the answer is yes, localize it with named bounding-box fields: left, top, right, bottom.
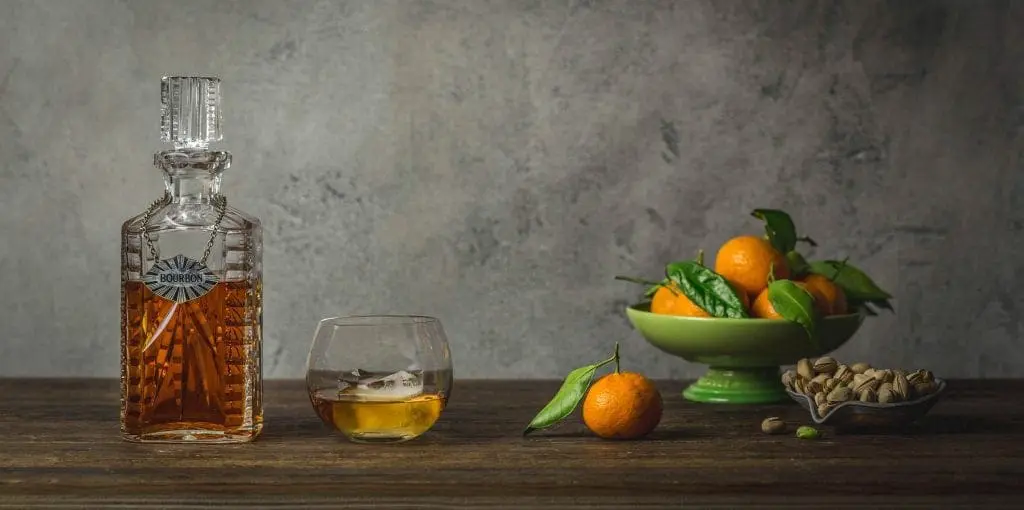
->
left=783, top=356, right=946, bottom=430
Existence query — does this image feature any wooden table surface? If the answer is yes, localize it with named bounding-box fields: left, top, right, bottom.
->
left=1, top=379, right=1022, bottom=508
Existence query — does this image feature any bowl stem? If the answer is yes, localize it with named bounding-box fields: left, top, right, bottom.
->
left=682, top=366, right=788, bottom=404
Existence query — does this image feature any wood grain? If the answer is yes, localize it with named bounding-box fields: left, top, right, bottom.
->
left=1, top=379, right=1022, bottom=508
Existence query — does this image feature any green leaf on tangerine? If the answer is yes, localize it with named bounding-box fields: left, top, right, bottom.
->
left=752, top=209, right=798, bottom=254
left=786, top=250, right=810, bottom=279
left=665, top=261, right=749, bottom=319
left=767, top=279, right=817, bottom=342
left=808, top=260, right=892, bottom=301
left=523, top=363, right=600, bottom=435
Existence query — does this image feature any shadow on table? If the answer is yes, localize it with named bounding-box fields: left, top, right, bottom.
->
left=525, top=426, right=704, bottom=441
left=832, top=414, right=1019, bottom=436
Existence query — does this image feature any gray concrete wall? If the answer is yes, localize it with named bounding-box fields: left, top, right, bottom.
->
left=1, top=0, right=1021, bottom=379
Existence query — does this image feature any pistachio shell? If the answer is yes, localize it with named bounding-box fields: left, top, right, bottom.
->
left=807, top=379, right=824, bottom=395
left=814, top=392, right=827, bottom=406
left=817, top=403, right=831, bottom=418
left=781, top=370, right=796, bottom=388
left=921, top=370, right=935, bottom=383
left=813, top=357, right=838, bottom=375
left=797, top=358, right=814, bottom=380
left=913, top=381, right=936, bottom=397
left=852, top=377, right=880, bottom=394
left=827, top=386, right=854, bottom=403
left=824, top=378, right=839, bottom=393
left=850, top=362, right=871, bottom=374
left=761, top=417, right=786, bottom=435
left=893, top=373, right=910, bottom=400
left=834, top=365, right=853, bottom=384
left=877, top=386, right=896, bottom=404
left=792, top=378, right=806, bottom=394
left=858, top=387, right=877, bottom=403
left=907, top=370, right=925, bottom=385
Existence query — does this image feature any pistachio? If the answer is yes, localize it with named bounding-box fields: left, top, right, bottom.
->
left=796, top=425, right=820, bottom=440
left=814, top=392, right=827, bottom=407
left=892, top=372, right=910, bottom=400
left=921, top=370, right=935, bottom=383
left=827, top=386, right=854, bottom=403
left=797, top=358, right=814, bottom=380
left=850, top=362, right=871, bottom=374
left=781, top=370, right=796, bottom=388
left=817, top=403, right=831, bottom=417
left=913, top=381, right=937, bottom=397
left=907, top=370, right=925, bottom=385
left=873, top=370, right=890, bottom=383
left=878, top=382, right=893, bottom=394
left=858, top=387, right=877, bottom=403
left=863, top=368, right=878, bottom=378
left=878, top=386, right=896, bottom=404
left=852, top=373, right=869, bottom=387
left=833, top=365, right=853, bottom=384
left=824, top=378, right=839, bottom=393
left=792, top=378, right=806, bottom=395
left=761, top=417, right=787, bottom=435
left=807, top=375, right=827, bottom=395
left=882, top=369, right=896, bottom=383
left=813, top=356, right=838, bottom=375
left=852, top=377, right=879, bottom=394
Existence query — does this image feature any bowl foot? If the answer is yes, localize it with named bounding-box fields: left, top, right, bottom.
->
left=683, top=367, right=788, bottom=404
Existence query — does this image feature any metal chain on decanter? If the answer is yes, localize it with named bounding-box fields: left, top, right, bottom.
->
left=141, top=192, right=228, bottom=265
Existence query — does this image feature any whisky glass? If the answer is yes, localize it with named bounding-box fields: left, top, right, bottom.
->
left=306, top=315, right=453, bottom=443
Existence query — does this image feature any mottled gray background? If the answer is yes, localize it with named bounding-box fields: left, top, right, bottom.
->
left=1, top=0, right=1021, bottom=379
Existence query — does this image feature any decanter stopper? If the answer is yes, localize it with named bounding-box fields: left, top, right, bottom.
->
left=160, top=76, right=222, bottom=150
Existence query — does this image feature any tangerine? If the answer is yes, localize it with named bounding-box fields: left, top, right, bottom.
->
left=714, top=236, right=790, bottom=298
left=800, top=274, right=848, bottom=315
left=582, top=372, right=663, bottom=439
left=751, top=281, right=828, bottom=318
left=650, top=282, right=749, bottom=317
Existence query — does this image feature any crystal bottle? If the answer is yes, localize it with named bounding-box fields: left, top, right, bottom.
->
left=120, top=76, right=263, bottom=443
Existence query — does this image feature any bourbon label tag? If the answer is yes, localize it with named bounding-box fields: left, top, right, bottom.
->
left=143, top=254, right=219, bottom=303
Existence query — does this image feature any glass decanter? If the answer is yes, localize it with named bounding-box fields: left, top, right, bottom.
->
left=120, top=76, right=263, bottom=443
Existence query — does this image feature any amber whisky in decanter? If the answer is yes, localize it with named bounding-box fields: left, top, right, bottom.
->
left=120, top=76, right=263, bottom=443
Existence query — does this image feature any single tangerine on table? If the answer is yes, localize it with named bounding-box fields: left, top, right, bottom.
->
left=714, top=236, right=790, bottom=298
left=582, top=372, right=663, bottom=439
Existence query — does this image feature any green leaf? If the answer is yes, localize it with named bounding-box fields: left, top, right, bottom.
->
left=767, top=279, right=817, bottom=342
left=523, top=364, right=600, bottom=435
left=665, top=261, right=749, bottom=318
left=752, top=209, right=798, bottom=254
left=785, top=251, right=810, bottom=279
left=849, top=297, right=894, bottom=315
left=808, top=260, right=892, bottom=301
left=871, top=298, right=895, bottom=313
left=857, top=302, right=879, bottom=316
left=615, top=275, right=668, bottom=300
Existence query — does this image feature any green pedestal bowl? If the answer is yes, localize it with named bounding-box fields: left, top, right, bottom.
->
left=626, top=304, right=865, bottom=404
